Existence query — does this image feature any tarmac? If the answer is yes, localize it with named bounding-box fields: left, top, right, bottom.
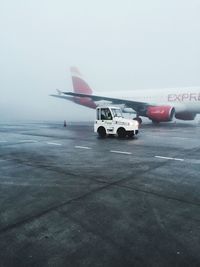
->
left=0, top=121, right=200, bottom=267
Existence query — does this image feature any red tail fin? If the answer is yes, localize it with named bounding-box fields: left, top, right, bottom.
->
left=70, top=67, right=96, bottom=109
left=70, top=67, right=93, bottom=95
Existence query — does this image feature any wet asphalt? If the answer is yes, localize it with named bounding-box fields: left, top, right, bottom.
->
left=0, top=121, right=200, bottom=267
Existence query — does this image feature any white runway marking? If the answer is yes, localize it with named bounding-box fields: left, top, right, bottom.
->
left=172, top=137, right=189, bottom=140
left=0, top=181, right=64, bottom=188
left=155, top=156, right=184, bottom=161
left=75, top=146, right=91, bottom=150
left=47, top=142, right=62, bottom=146
left=19, top=140, right=38, bottom=143
left=110, top=150, right=132, bottom=155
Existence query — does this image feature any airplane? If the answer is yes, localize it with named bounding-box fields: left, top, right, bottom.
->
left=51, top=67, right=200, bottom=124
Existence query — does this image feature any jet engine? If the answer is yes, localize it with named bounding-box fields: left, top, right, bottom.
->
left=146, top=106, right=175, bottom=122
left=175, top=112, right=196, bottom=120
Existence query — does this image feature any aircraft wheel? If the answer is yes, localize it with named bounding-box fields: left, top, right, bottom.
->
left=152, top=120, right=160, bottom=125
left=117, top=127, right=126, bottom=138
left=97, top=127, right=106, bottom=138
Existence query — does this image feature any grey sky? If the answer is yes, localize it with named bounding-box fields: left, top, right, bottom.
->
left=0, top=0, right=200, bottom=121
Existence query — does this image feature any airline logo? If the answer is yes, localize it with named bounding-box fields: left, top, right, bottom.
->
left=168, top=93, right=200, bottom=102
left=70, top=66, right=93, bottom=95
left=70, top=66, right=96, bottom=108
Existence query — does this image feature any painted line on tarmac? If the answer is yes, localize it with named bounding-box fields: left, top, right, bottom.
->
left=0, top=181, right=64, bottom=188
left=172, top=137, right=190, bottom=140
left=155, top=156, right=184, bottom=162
left=19, top=140, right=38, bottom=143
left=75, top=146, right=92, bottom=150
left=110, top=150, right=132, bottom=155
left=47, top=142, right=62, bottom=146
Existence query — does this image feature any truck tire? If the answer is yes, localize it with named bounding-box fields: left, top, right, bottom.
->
left=97, top=127, right=106, bottom=138
left=117, top=127, right=126, bottom=138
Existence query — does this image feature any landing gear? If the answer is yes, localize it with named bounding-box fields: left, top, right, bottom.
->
left=152, top=120, right=160, bottom=125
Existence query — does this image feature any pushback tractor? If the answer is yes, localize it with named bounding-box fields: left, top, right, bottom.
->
left=94, top=106, right=139, bottom=138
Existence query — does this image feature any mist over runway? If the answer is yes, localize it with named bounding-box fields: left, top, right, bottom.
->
left=1, top=0, right=200, bottom=122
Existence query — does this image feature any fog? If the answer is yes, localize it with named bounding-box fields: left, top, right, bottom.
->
left=0, top=0, right=200, bottom=122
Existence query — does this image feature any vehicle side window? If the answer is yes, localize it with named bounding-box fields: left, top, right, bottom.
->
left=106, top=109, right=112, bottom=120
left=101, top=108, right=112, bottom=120
left=101, top=109, right=106, bottom=120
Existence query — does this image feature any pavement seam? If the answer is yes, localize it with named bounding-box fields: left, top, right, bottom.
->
left=114, top=184, right=200, bottom=207
left=0, top=161, right=168, bottom=235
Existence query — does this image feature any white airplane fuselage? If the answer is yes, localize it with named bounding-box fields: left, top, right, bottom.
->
left=52, top=67, right=200, bottom=122
left=97, top=87, right=200, bottom=114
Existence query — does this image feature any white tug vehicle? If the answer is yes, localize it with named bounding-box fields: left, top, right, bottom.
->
left=94, top=106, right=139, bottom=138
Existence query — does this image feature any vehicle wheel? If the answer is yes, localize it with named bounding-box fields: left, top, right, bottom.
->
left=133, top=117, right=142, bottom=125
left=97, top=127, right=106, bottom=138
left=117, top=127, right=126, bottom=138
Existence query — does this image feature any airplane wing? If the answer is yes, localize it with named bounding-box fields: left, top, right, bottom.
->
left=62, top=91, right=150, bottom=113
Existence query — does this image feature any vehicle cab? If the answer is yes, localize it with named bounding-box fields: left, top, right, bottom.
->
left=94, top=106, right=139, bottom=138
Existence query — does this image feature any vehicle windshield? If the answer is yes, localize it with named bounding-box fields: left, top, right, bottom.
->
left=111, top=108, right=123, bottom=118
